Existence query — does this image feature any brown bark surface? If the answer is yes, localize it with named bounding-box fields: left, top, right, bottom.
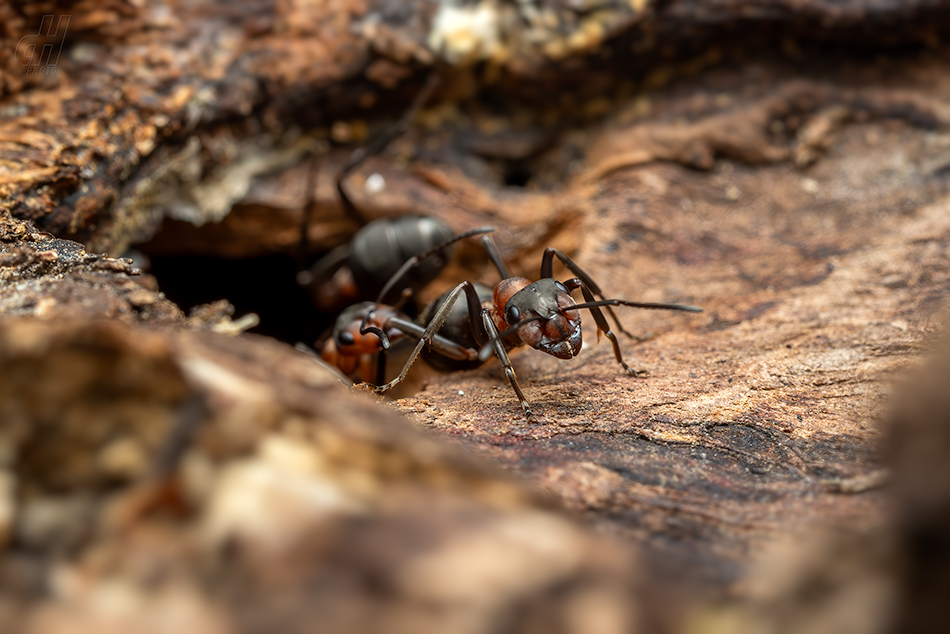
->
left=394, top=60, right=950, bottom=587
left=2, top=1, right=950, bottom=632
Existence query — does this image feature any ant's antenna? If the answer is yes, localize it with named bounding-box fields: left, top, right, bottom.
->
left=566, top=300, right=703, bottom=313
left=359, top=310, right=391, bottom=349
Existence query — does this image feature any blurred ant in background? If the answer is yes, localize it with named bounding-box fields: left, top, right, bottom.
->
left=296, top=75, right=457, bottom=312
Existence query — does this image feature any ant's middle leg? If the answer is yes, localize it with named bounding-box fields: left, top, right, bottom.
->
left=541, top=248, right=639, bottom=340
left=562, top=278, right=647, bottom=377
left=562, top=277, right=702, bottom=377
left=372, top=281, right=486, bottom=393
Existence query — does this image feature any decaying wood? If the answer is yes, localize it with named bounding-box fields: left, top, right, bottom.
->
left=3, top=0, right=950, bottom=632
left=0, top=317, right=659, bottom=633
left=394, top=57, right=950, bottom=589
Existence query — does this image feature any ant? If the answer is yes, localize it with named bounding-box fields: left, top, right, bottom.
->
left=298, top=214, right=458, bottom=311
left=297, top=74, right=456, bottom=311
left=371, top=235, right=703, bottom=418
left=319, top=225, right=496, bottom=386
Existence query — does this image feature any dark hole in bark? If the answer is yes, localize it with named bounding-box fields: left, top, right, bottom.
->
left=142, top=251, right=329, bottom=346
left=502, top=159, right=533, bottom=188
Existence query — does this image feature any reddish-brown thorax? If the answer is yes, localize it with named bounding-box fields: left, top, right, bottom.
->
left=491, top=277, right=531, bottom=333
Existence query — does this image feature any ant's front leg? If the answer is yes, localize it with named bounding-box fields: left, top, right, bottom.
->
left=479, top=311, right=533, bottom=418
left=541, top=248, right=639, bottom=340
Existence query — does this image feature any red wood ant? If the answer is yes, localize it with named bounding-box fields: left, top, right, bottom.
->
left=372, top=235, right=703, bottom=418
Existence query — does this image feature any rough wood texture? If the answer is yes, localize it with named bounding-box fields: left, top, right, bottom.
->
left=2, top=0, right=950, bottom=632
left=0, top=318, right=662, bottom=633
left=394, top=56, right=950, bottom=588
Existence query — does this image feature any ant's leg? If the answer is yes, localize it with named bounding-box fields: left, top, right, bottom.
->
left=296, top=152, right=321, bottom=274
left=568, top=280, right=647, bottom=377
left=391, top=288, right=413, bottom=312
left=480, top=311, right=533, bottom=418
left=373, top=281, right=486, bottom=393
left=548, top=253, right=702, bottom=314
left=375, top=346, right=388, bottom=386
left=375, top=226, right=495, bottom=303
left=481, top=235, right=512, bottom=280
left=337, top=73, right=441, bottom=225
left=562, top=279, right=702, bottom=376
left=541, top=248, right=637, bottom=340
left=296, top=243, right=349, bottom=288
left=386, top=316, right=477, bottom=362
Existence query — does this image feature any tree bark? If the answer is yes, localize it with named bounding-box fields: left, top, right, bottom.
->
left=2, top=0, right=950, bottom=632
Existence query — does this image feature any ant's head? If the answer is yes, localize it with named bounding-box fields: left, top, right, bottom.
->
left=333, top=302, right=398, bottom=354
left=502, top=278, right=582, bottom=359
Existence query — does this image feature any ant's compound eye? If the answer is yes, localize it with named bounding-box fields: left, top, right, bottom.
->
left=337, top=330, right=356, bottom=346
left=506, top=305, right=520, bottom=323
left=555, top=281, right=569, bottom=294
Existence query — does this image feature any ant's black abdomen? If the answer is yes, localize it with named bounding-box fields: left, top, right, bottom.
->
left=349, top=216, right=455, bottom=303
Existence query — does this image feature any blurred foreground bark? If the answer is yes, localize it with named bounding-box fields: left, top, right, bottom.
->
left=2, top=1, right=950, bottom=632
